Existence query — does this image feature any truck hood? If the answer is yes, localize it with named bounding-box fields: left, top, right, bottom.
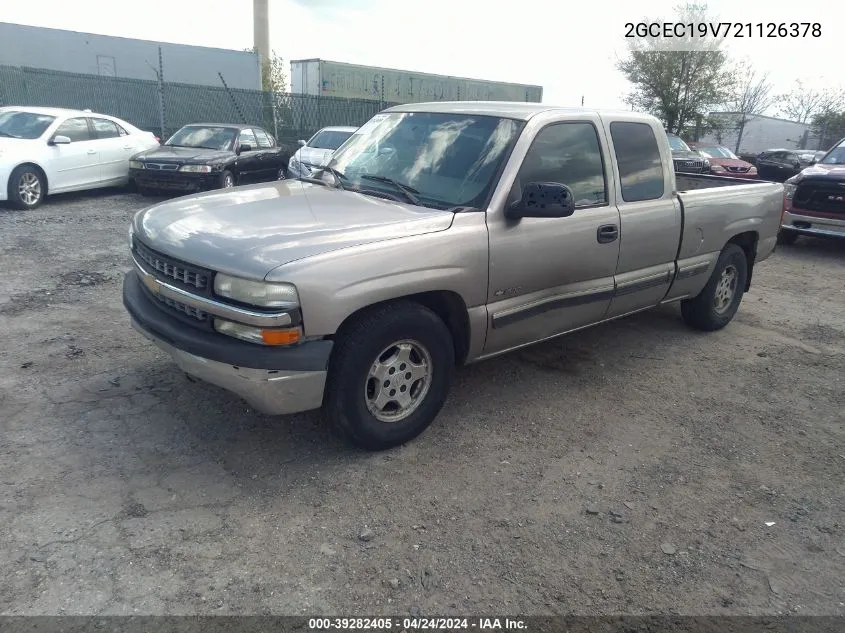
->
left=133, top=180, right=455, bottom=279
left=788, top=162, right=845, bottom=184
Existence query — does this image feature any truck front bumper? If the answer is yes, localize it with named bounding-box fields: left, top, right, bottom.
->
left=123, top=271, right=331, bottom=415
left=782, top=209, right=845, bottom=240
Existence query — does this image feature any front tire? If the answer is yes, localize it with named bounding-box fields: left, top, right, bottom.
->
left=277, top=167, right=287, bottom=181
left=681, top=243, right=748, bottom=332
left=8, top=165, right=46, bottom=209
left=220, top=170, right=235, bottom=189
left=324, top=302, right=455, bottom=451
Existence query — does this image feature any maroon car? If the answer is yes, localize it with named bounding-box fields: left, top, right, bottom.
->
left=688, top=142, right=758, bottom=178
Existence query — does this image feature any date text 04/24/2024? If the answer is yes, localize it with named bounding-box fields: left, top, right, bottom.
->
left=624, top=22, right=821, bottom=39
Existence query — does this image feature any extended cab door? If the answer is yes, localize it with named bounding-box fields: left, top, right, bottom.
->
left=484, top=112, right=621, bottom=355
left=602, top=119, right=681, bottom=318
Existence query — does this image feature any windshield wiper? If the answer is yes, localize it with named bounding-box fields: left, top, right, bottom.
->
left=360, top=175, right=420, bottom=205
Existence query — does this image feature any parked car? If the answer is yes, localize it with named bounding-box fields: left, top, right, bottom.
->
left=123, top=102, right=783, bottom=450
left=756, top=149, right=806, bottom=182
left=779, top=136, right=845, bottom=245
left=129, top=123, right=289, bottom=195
left=287, top=126, right=357, bottom=179
left=666, top=133, right=709, bottom=174
left=688, top=142, right=757, bottom=178
left=0, top=106, right=159, bottom=209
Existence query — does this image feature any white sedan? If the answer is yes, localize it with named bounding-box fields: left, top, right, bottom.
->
left=287, top=126, right=357, bottom=179
left=0, top=106, right=160, bottom=209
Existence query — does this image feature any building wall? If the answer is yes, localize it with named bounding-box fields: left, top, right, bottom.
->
left=700, top=113, right=821, bottom=154
left=0, top=22, right=260, bottom=90
left=290, top=58, right=543, bottom=103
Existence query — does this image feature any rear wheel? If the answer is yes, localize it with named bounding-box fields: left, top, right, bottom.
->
left=324, top=302, right=455, bottom=451
left=8, top=165, right=46, bottom=209
left=681, top=243, right=748, bottom=332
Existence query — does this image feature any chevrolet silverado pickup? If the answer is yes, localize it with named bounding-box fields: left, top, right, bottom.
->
left=123, top=102, right=784, bottom=450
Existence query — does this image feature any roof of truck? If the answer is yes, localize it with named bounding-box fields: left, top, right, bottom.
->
left=384, top=101, right=653, bottom=122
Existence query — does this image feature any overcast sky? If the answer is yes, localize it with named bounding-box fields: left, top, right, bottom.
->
left=2, top=0, right=839, bottom=114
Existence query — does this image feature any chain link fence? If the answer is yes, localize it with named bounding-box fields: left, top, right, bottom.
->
left=0, top=65, right=401, bottom=149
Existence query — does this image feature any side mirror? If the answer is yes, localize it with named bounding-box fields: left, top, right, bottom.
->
left=809, top=158, right=817, bottom=166
left=50, top=135, right=71, bottom=145
left=506, top=182, right=576, bottom=220
left=297, top=139, right=307, bottom=147
left=239, top=143, right=252, bottom=153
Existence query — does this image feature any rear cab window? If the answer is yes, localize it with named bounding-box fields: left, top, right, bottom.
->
left=609, top=122, right=665, bottom=202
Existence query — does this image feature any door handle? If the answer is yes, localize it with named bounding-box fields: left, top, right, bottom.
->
left=87, top=150, right=97, bottom=155
left=597, top=224, right=619, bottom=244
left=123, top=145, right=132, bottom=150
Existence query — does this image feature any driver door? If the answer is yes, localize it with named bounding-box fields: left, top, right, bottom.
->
left=484, top=114, right=621, bottom=355
left=235, top=128, right=260, bottom=183
left=48, top=117, right=101, bottom=191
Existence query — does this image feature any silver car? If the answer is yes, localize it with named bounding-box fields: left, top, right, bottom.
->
left=287, top=126, right=357, bottom=179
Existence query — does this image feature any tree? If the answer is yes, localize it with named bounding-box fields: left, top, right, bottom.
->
left=724, top=60, right=774, bottom=153
left=245, top=47, right=287, bottom=93
left=775, top=80, right=844, bottom=124
left=618, top=3, right=734, bottom=136
left=811, top=109, right=845, bottom=151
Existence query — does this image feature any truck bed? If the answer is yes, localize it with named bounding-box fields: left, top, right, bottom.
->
left=675, top=173, right=770, bottom=191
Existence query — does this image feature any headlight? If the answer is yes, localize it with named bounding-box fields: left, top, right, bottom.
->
left=783, top=183, right=797, bottom=200
left=711, top=164, right=725, bottom=172
left=179, top=164, right=212, bottom=173
left=129, top=160, right=144, bottom=169
left=214, top=319, right=302, bottom=346
left=213, top=273, right=299, bottom=308
left=702, top=158, right=710, bottom=167
left=128, top=224, right=134, bottom=249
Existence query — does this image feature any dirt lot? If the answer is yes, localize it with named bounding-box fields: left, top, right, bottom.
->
left=0, top=189, right=843, bottom=616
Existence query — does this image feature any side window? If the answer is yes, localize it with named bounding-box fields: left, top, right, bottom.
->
left=54, top=117, right=92, bottom=142
left=117, top=123, right=129, bottom=136
left=516, top=122, right=607, bottom=208
left=254, top=128, right=272, bottom=148
left=610, top=122, right=665, bottom=202
left=238, top=129, right=257, bottom=150
left=91, top=118, right=120, bottom=139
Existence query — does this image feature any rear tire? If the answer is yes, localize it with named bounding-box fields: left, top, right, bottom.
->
left=324, top=302, right=455, bottom=451
left=681, top=243, right=748, bottom=332
left=777, top=229, right=798, bottom=245
left=8, top=165, right=46, bottom=209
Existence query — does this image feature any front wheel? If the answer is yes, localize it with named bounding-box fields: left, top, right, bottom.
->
left=681, top=243, right=748, bottom=331
left=8, top=165, right=46, bottom=209
left=324, top=302, right=455, bottom=451
left=220, top=170, right=235, bottom=189
left=277, top=167, right=287, bottom=181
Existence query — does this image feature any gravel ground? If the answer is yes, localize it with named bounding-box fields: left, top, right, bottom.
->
left=0, top=189, right=843, bottom=616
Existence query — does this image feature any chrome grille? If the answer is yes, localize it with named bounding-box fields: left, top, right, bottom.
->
left=133, top=240, right=210, bottom=290
left=144, top=163, right=180, bottom=171
left=726, top=165, right=750, bottom=173
left=154, top=293, right=208, bottom=321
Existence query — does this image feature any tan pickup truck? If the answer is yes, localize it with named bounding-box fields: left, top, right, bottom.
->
left=123, top=102, right=784, bottom=450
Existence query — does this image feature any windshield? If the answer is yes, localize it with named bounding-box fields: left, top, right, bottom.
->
left=325, top=112, right=523, bottom=209
left=667, top=135, right=691, bottom=152
left=819, top=142, right=845, bottom=165
left=166, top=126, right=238, bottom=151
left=0, top=110, right=57, bottom=139
left=308, top=129, right=355, bottom=150
left=696, top=146, right=738, bottom=159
